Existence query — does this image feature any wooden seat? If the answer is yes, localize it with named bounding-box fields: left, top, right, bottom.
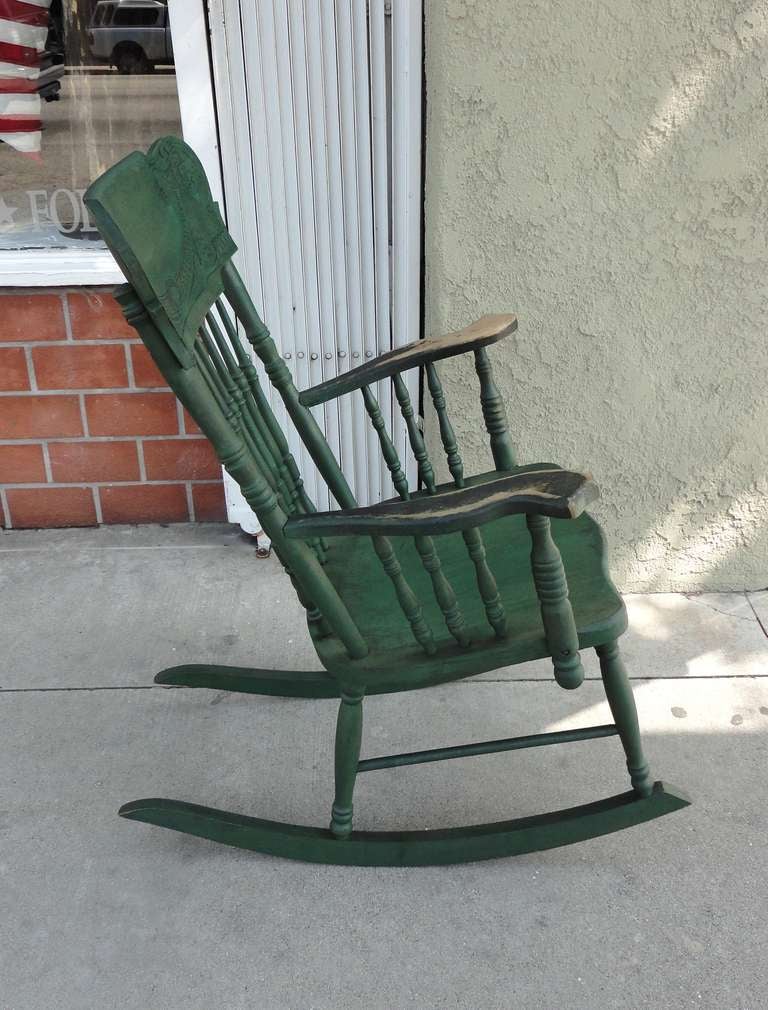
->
left=83, top=137, right=689, bottom=866
left=314, top=478, right=626, bottom=689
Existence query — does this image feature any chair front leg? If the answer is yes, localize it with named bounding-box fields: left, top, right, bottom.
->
left=330, top=688, right=365, bottom=838
left=526, top=514, right=584, bottom=689
left=596, top=641, right=653, bottom=797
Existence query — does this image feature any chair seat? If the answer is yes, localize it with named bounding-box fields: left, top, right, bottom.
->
left=311, top=468, right=627, bottom=691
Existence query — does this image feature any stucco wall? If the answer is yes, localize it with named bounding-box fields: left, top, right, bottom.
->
left=424, top=0, right=768, bottom=591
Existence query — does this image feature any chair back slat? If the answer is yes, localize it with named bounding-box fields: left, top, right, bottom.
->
left=118, top=290, right=368, bottom=660
left=199, top=314, right=327, bottom=562
left=222, top=263, right=358, bottom=511
left=201, top=315, right=288, bottom=505
left=211, top=298, right=319, bottom=526
left=196, top=329, right=282, bottom=504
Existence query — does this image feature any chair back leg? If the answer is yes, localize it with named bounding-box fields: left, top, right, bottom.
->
left=330, top=689, right=365, bottom=838
left=596, top=641, right=653, bottom=797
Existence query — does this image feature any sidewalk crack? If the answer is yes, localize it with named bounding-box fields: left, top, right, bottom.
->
left=746, top=594, right=768, bottom=640
left=683, top=592, right=757, bottom=624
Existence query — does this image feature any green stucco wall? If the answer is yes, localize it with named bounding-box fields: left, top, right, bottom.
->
left=424, top=1, right=768, bottom=591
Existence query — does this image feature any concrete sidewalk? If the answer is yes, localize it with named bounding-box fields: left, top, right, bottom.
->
left=1, top=524, right=767, bottom=1009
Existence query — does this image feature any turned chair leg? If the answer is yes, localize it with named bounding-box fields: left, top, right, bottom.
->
left=330, top=688, right=365, bottom=838
left=596, top=641, right=653, bottom=798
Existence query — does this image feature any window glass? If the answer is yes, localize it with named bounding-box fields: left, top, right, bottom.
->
left=0, top=0, right=181, bottom=253
left=113, top=9, right=161, bottom=27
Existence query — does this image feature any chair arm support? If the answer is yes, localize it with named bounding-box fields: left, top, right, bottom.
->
left=298, top=314, right=517, bottom=408
left=284, top=468, right=598, bottom=539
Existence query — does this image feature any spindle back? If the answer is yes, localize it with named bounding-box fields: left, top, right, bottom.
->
left=85, top=137, right=519, bottom=664
left=85, top=137, right=373, bottom=659
left=85, top=136, right=355, bottom=520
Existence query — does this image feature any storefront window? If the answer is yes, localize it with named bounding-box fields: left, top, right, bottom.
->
left=0, top=0, right=182, bottom=252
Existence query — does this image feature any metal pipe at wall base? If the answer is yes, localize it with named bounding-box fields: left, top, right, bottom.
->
left=357, top=724, right=619, bottom=773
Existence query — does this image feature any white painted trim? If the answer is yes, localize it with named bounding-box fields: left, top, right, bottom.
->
left=368, top=0, right=392, bottom=499
left=0, top=248, right=124, bottom=287
left=223, top=477, right=263, bottom=536
left=391, top=0, right=422, bottom=488
left=0, top=0, right=218, bottom=289
left=167, top=0, right=224, bottom=206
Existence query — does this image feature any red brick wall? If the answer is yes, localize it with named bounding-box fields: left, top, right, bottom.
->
left=0, top=289, right=228, bottom=529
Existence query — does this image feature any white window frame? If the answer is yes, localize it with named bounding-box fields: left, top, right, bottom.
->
left=0, top=0, right=221, bottom=288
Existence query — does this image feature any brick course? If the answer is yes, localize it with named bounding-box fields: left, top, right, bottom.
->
left=192, top=482, right=228, bottom=522
left=129, top=344, right=167, bottom=389
left=86, top=392, right=179, bottom=436
left=0, top=294, right=66, bottom=342
left=48, top=441, right=141, bottom=483
left=0, top=288, right=228, bottom=530
left=143, top=438, right=220, bottom=481
left=33, top=343, right=128, bottom=390
left=0, top=444, right=46, bottom=484
left=100, top=483, right=189, bottom=524
left=0, top=395, right=83, bottom=439
left=0, top=348, right=30, bottom=391
left=68, top=291, right=136, bottom=340
left=6, top=486, right=97, bottom=528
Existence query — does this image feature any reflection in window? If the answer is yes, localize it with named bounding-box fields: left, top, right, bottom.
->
left=113, top=9, right=161, bottom=28
left=0, top=0, right=181, bottom=252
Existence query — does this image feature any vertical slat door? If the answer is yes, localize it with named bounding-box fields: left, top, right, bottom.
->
left=208, top=0, right=422, bottom=522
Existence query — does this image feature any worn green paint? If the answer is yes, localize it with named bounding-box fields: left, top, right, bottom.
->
left=357, top=724, right=619, bottom=773
left=474, top=346, right=517, bottom=471
left=361, top=384, right=410, bottom=499
left=597, top=641, right=653, bottom=797
left=307, top=504, right=627, bottom=688
left=285, top=467, right=599, bottom=538
left=426, top=361, right=464, bottom=486
left=393, top=372, right=436, bottom=493
left=84, top=138, right=689, bottom=865
left=461, top=526, right=507, bottom=638
left=330, top=690, right=364, bottom=838
left=361, top=382, right=470, bottom=647
left=424, top=361, right=507, bottom=637
left=155, top=663, right=342, bottom=698
left=526, top=514, right=586, bottom=690
left=300, top=314, right=517, bottom=407
left=118, top=783, right=690, bottom=866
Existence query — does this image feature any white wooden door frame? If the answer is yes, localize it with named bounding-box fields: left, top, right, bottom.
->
left=168, top=0, right=263, bottom=532
left=167, top=0, right=223, bottom=201
left=173, top=0, right=424, bottom=534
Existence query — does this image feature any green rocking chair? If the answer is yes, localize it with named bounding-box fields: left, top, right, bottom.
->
left=84, top=137, right=688, bottom=866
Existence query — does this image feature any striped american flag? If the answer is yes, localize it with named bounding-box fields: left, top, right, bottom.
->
left=0, top=0, right=52, bottom=158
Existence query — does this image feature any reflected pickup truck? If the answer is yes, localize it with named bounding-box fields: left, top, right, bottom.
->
left=87, top=0, right=173, bottom=75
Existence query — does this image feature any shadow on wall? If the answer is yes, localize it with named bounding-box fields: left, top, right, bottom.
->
left=423, top=0, right=768, bottom=592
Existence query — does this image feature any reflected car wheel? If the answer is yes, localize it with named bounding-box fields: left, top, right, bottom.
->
left=113, top=45, right=152, bottom=75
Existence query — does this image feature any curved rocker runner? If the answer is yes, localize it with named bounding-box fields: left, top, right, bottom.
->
left=84, top=137, right=689, bottom=866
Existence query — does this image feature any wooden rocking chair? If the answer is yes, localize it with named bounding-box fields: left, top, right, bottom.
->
left=84, top=137, right=688, bottom=866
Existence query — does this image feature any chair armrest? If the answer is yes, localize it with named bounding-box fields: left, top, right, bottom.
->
left=299, top=314, right=517, bottom=408
left=284, top=467, right=598, bottom=539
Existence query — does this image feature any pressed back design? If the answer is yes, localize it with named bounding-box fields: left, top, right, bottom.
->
left=86, top=138, right=237, bottom=369
left=84, top=137, right=526, bottom=665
